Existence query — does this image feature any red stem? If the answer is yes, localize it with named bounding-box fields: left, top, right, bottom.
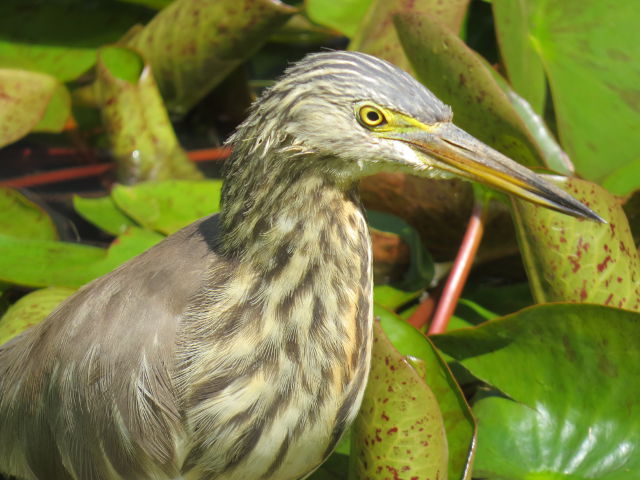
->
left=427, top=201, right=488, bottom=335
left=0, top=147, right=233, bottom=188
left=0, top=164, right=114, bottom=188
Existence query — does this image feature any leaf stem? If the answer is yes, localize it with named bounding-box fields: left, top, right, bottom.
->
left=428, top=199, right=488, bottom=335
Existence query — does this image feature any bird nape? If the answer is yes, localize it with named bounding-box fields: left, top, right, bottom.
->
left=0, top=51, right=602, bottom=480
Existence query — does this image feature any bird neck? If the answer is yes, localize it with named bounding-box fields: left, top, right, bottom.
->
left=218, top=153, right=369, bottom=270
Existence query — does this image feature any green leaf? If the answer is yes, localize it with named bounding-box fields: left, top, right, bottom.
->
left=33, top=81, right=71, bottom=133
left=373, top=285, right=421, bottom=312
left=601, top=158, right=640, bottom=197
left=0, top=188, right=58, bottom=240
left=394, top=12, right=545, bottom=167
left=368, top=210, right=435, bottom=290
left=305, top=0, right=373, bottom=38
left=126, top=0, right=296, bottom=114
left=0, top=69, right=61, bottom=147
left=0, top=2, right=152, bottom=82
left=73, top=194, right=137, bottom=236
left=350, top=321, right=449, bottom=479
left=0, top=228, right=163, bottom=288
left=111, top=180, right=223, bottom=235
left=96, top=46, right=202, bottom=183
left=494, top=0, right=640, bottom=192
left=512, top=176, right=640, bottom=311
left=0, top=287, right=76, bottom=345
left=491, top=0, right=546, bottom=114
left=376, top=306, right=476, bottom=480
left=99, top=45, right=144, bottom=84
left=462, top=282, right=533, bottom=317
left=350, top=0, right=470, bottom=71
left=486, top=62, right=573, bottom=175
left=308, top=452, right=349, bottom=480
left=433, top=304, right=640, bottom=480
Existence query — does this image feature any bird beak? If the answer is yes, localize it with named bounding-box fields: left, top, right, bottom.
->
left=390, top=122, right=604, bottom=222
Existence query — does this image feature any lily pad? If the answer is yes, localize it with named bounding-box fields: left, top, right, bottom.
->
left=126, top=0, right=296, bottom=114
left=111, top=180, right=223, bottom=235
left=0, top=287, right=76, bottom=345
left=0, top=69, right=62, bottom=147
left=350, top=320, right=449, bottom=480
left=0, top=228, right=163, bottom=288
left=376, top=306, right=476, bottom=480
left=0, top=188, right=58, bottom=240
left=305, top=0, right=373, bottom=38
left=493, top=0, right=640, bottom=193
left=394, top=12, right=543, bottom=167
left=0, top=2, right=151, bottom=82
left=350, top=0, right=470, bottom=71
left=96, top=46, right=203, bottom=184
left=433, top=304, right=640, bottom=480
left=512, top=176, right=639, bottom=311
left=491, top=0, right=546, bottom=115
left=73, top=194, right=137, bottom=236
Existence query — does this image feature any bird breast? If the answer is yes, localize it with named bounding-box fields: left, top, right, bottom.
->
left=175, top=183, right=374, bottom=479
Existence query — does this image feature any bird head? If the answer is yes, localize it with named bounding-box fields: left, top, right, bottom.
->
left=229, top=50, right=602, bottom=222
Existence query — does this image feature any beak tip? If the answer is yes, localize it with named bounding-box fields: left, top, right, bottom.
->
left=591, top=212, right=608, bottom=224
left=573, top=205, right=606, bottom=224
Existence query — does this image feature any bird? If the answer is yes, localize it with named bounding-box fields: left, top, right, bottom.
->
left=0, top=51, right=602, bottom=480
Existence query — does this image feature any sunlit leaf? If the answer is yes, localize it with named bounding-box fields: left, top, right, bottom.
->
left=305, top=0, right=373, bottom=38
left=486, top=62, right=572, bottom=175
left=0, top=188, right=58, bottom=240
left=512, top=176, right=639, bottom=311
left=126, top=0, right=296, bottom=114
left=395, top=13, right=544, bottom=167
left=0, top=287, right=76, bottom=345
left=73, top=195, right=137, bottom=236
left=111, top=180, right=223, bottom=235
left=0, top=2, right=151, bottom=81
left=373, top=285, right=421, bottom=312
left=602, top=158, right=640, bottom=198
left=350, top=321, right=449, bottom=479
left=350, top=0, right=470, bottom=71
left=434, top=304, right=640, bottom=480
left=376, top=308, right=476, bottom=480
left=493, top=0, right=640, bottom=193
left=0, top=69, right=62, bottom=147
left=491, top=0, right=546, bottom=114
left=96, top=46, right=202, bottom=183
left=0, top=228, right=163, bottom=288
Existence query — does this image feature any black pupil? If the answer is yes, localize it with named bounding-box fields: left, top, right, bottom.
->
left=366, top=110, right=380, bottom=123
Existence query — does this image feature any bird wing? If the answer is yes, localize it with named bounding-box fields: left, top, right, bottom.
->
left=0, top=214, right=223, bottom=480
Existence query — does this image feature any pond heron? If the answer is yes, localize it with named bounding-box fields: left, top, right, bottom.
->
left=0, top=51, right=601, bottom=480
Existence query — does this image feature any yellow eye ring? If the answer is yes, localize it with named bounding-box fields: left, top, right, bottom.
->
left=358, top=105, right=386, bottom=127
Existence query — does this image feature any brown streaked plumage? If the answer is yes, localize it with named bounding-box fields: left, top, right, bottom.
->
left=0, top=51, right=602, bottom=480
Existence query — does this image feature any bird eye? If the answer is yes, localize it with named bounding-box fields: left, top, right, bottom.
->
left=358, top=106, right=386, bottom=128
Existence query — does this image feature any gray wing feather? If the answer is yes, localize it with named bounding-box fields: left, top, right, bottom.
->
left=0, top=214, right=222, bottom=480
